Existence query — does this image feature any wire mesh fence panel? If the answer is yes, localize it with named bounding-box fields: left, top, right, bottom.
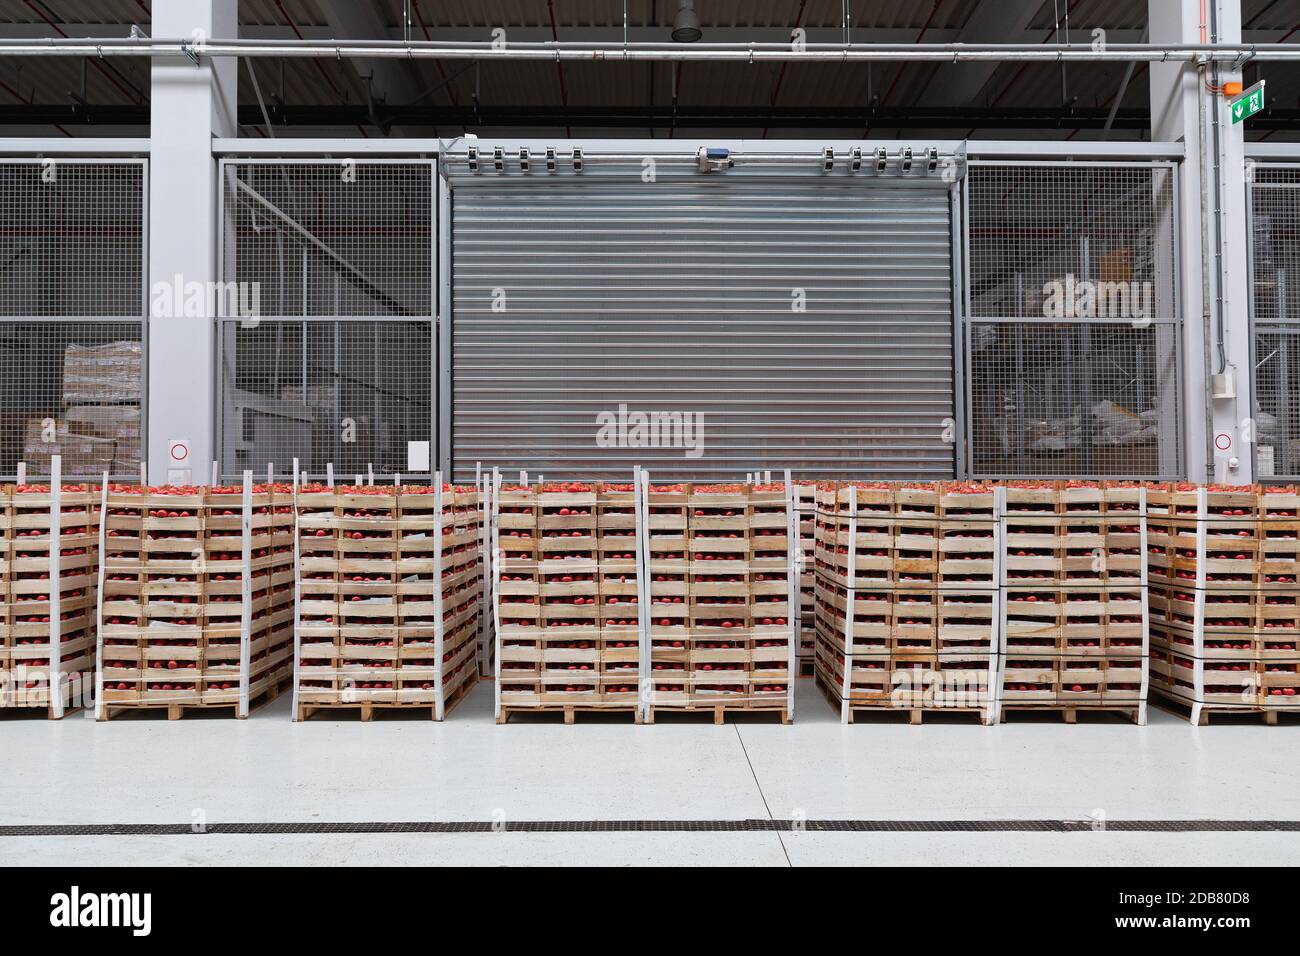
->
left=0, top=160, right=146, bottom=480
left=967, top=163, right=1178, bottom=321
left=1252, top=168, right=1300, bottom=325
left=968, top=320, right=1181, bottom=478
left=1251, top=166, right=1300, bottom=481
left=0, top=161, right=145, bottom=318
left=0, top=320, right=144, bottom=479
left=1253, top=326, right=1300, bottom=480
left=218, top=318, right=432, bottom=480
left=221, top=161, right=433, bottom=318
left=966, top=162, right=1181, bottom=478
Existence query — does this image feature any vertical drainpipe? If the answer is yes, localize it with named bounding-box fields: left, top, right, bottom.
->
left=1198, top=60, right=1215, bottom=480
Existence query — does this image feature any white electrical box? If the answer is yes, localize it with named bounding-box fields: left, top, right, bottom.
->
left=407, top=440, right=431, bottom=473
left=1211, top=371, right=1236, bottom=399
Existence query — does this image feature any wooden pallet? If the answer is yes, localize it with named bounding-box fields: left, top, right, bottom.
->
left=497, top=703, right=642, bottom=725
left=0, top=701, right=86, bottom=720
left=812, top=669, right=993, bottom=724
left=1149, top=689, right=1298, bottom=726
left=298, top=699, right=437, bottom=721
left=297, top=669, right=479, bottom=721
left=644, top=701, right=789, bottom=725
left=98, top=674, right=288, bottom=721
left=998, top=701, right=1144, bottom=724
left=845, top=703, right=992, bottom=725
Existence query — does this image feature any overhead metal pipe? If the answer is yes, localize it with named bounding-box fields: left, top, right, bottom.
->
left=0, top=36, right=1296, bottom=62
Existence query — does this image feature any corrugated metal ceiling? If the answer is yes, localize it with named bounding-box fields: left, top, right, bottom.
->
left=0, top=1, right=1292, bottom=136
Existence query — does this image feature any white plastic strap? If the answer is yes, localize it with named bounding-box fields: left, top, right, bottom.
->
left=491, top=467, right=504, bottom=720
left=433, top=473, right=447, bottom=720
left=290, top=477, right=302, bottom=720
left=634, top=467, right=653, bottom=721
left=989, top=485, right=1007, bottom=724
left=784, top=469, right=797, bottom=719
left=477, top=467, right=492, bottom=675
left=238, top=471, right=254, bottom=717
left=840, top=492, right=857, bottom=724
left=48, top=456, right=63, bottom=718
left=93, top=472, right=110, bottom=720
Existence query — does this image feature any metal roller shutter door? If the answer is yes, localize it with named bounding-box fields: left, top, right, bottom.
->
left=451, top=177, right=954, bottom=481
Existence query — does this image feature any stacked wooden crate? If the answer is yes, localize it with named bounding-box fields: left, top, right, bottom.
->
left=495, top=481, right=619, bottom=721
left=294, top=483, right=481, bottom=720
left=813, top=482, right=1000, bottom=724
left=794, top=480, right=817, bottom=675
left=440, top=484, right=484, bottom=705
left=1, top=479, right=99, bottom=716
left=476, top=473, right=494, bottom=678
left=996, top=481, right=1149, bottom=724
left=647, top=482, right=795, bottom=723
left=644, top=481, right=689, bottom=711
left=1147, top=484, right=1300, bottom=724
left=596, top=482, right=642, bottom=705
left=96, top=480, right=295, bottom=719
left=494, top=478, right=797, bottom=724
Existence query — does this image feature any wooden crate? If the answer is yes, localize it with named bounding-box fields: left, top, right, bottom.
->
left=1145, top=485, right=1300, bottom=723
left=794, top=481, right=817, bottom=669
left=495, top=481, right=639, bottom=722
left=492, top=479, right=796, bottom=723
left=293, top=482, right=482, bottom=721
left=96, top=481, right=295, bottom=720
left=812, top=481, right=999, bottom=724
left=2, top=480, right=100, bottom=717
left=660, top=483, right=793, bottom=718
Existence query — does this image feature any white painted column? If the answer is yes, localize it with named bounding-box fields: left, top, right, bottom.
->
left=147, top=0, right=237, bottom=484
left=1149, top=0, right=1252, bottom=483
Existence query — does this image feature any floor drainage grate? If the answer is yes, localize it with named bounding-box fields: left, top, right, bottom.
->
left=1, top=819, right=1299, bottom=836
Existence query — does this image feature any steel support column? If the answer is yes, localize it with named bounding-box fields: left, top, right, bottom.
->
left=1150, top=0, right=1251, bottom=482
left=147, top=0, right=237, bottom=484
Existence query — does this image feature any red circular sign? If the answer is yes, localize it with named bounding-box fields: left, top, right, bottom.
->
left=1215, top=433, right=1232, bottom=451
left=170, top=443, right=189, bottom=462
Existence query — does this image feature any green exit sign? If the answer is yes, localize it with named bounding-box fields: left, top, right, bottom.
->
left=1231, top=80, right=1265, bottom=125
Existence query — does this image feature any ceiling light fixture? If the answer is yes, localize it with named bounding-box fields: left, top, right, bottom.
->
left=672, top=0, right=702, bottom=43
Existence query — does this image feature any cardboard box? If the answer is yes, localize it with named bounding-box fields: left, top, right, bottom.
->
left=64, top=404, right=141, bottom=474
left=23, top=418, right=116, bottom=475
left=62, top=340, right=143, bottom=404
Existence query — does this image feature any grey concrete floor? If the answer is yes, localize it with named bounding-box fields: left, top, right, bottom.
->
left=2, top=677, right=1298, bottom=866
